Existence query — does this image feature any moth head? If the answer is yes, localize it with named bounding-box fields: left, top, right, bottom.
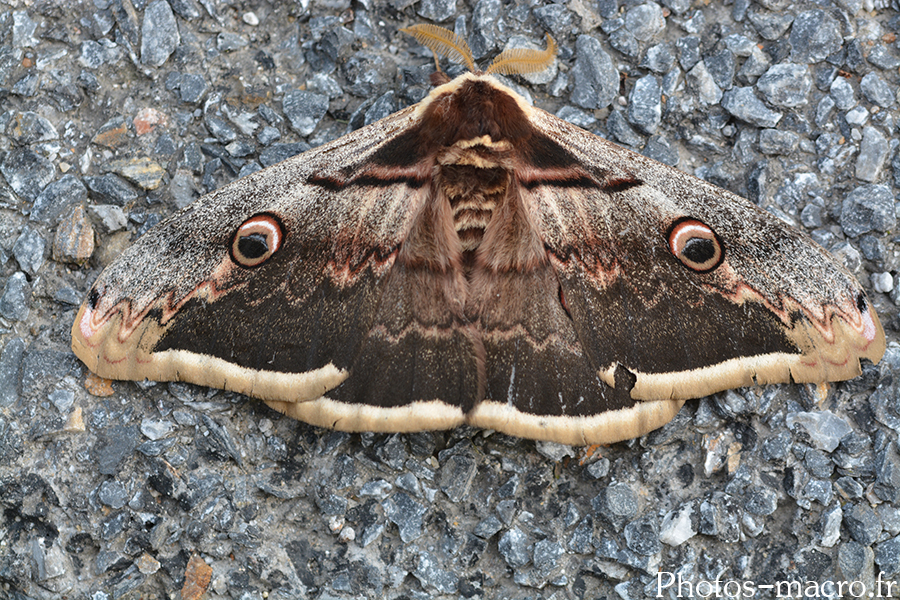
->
left=230, top=213, right=285, bottom=268
left=402, top=24, right=556, bottom=78
left=667, top=217, right=724, bottom=273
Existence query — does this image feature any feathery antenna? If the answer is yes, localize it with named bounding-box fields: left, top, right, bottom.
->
left=486, top=34, right=557, bottom=75
left=401, top=24, right=475, bottom=73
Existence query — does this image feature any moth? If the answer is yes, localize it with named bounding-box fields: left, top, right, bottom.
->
left=72, top=25, right=885, bottom=446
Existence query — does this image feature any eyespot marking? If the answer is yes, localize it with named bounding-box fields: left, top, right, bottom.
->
left=668, top=218, right=723, bottom=273
left=230, top=213, right=284, bottom=268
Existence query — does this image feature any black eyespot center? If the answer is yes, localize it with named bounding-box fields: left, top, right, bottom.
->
left=682, top=237, right=716, bottom=263
left=238, top=232, right=269, bottom=259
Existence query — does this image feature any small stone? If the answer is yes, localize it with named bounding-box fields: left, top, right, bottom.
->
left=533, top=539, right=563, bottom=571
left=141, top=418, right=175, bottom=441
left=53, top=205, right=94, bottom=265
left=704, top=49, right=735, bottom=91
left=438, top=453, right=476, bottom=502
left=737, top=47, right=771, bottom=82
left=134, top=108, right=167, bottom=136
left=606, top=111, right=643, bottom=148
left=624, top=3, right=665, bottom=41
left=743, top=485, right=778, bottom=516
left=659, top=502, right=697, bottom=546
left=830, top=76, right=856, bottom=111
left=593, top=482, right=638, bottom=531
left=844, top=502, right=882, bottom=545
left=676, top=36, right=700, bottom=70
left=84, top=373, right=115, bottom=397
left=758, top=129, right=799, bottom=155
left=136, top=554, right=161, bottom=575
left=556, top=106, right=596, bottom=129
left=624, top=515, right=661, bottom=556
left=747, top=10, right=794, bottom=41
left=48, top=388, right=75, bottom=412
left=413, top=552, right=458, bottom=594
left=0, top=338, right=26, bottom=407
left=721, top=87, right=782, bottom=128
left=31, top=175, right=89, bottom=224
left=257, top=125, right=280, bottom=145
left=179, top=74, right=208, bottom=103
left=217, top=32, right=248, bottom=52
left=360, top=479, right=392, bottom=499
left=417, top=0, right=456, bottom=22
left=283, top=90, right=329, bottom=137
left=5, top=111, right=59, bottom=145
left=88, top=205, right=128, bottom=232
left=845, top=106, right=869, bottom=127
left=789, top=10, right=842, bottom=64
left=364, top=91, right=398, bottom=125
left=815, top=95, right=835, bottom=127
left=756, top=63, right=812, bottom=108
left=819, top=504, right=842, bottom=547
left=533, top=4, right=576, bottom=39
left=875, top=536, right=900, bottom=577
left=85, top=174, right=140, bottom=205
left=837, top=541, right=873, bottom=581
left=570, top=35, right=618, bottom=110
left=640, top=43, right=675, bottom=74
left=13, top=227, right=45, bottom=275
left=474, top=515, right=503, bottom=539
left=107, top=157, right=166, bottom=190
left=141, top=0, right=180, bottom=67
left=840, top=184, right=896, bottom=238
left=382, top=492, right=426, bottom=542
left=873, top=272, right=893, bottom=294
left=181, top=554, right=212, bottom=600
left=259, top=143, right=310, bottom=167
left=2, top=149, right=56, bottom=202
left=95, top=425, right=140, bottom=476
left=609, top=29, right=640, bottom=59
left=498, top=527, right=530, bottom=568
left=860, top=73, right=894, bottom=108
left=856, top=126, right=889, bottom=183
left=98, top=479, right=128, bottom=509
left=627, top=75, right=661, bottom=134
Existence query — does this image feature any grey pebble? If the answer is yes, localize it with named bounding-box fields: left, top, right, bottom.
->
left=844, top=502, right=882, bottom=545
left=570, top=35, right=618, bottom=110
left=259, top=143, right=310, bottom=167
left=257, top=125, right=280, bottom=145
left=758, top=129, right=799, bottom=155
left=721, top=87, right=782, bottom=127
left=640, top=42, right=675, bottom=74
left=676, top=36, right=700, bottom=70
left=0, top=337, right=25, bottom=407
left=179, top=73, right=208, bottom=103
left=498, top=527, right=530, bottom=568
left=84, top=173, right=139, bottom=205
left=860, top=73, right=895, bottom=108
left=627, top=75, right=661, bottom=134
left=789, top=10, right=842, bottom=64
left=624, top=515, right=661, bottom=556
left=217, top=32, right=248, bottom=53
left=98, top=479, right=128, bottom=509
left=31, top=174, right=87, bottom=224
left=414, top=552, right=458, bottom=594
left=2, top=149, right=56, bottom=202
left=840, top=184, right=896, bottom=238
left=48, top=388, right=74, bottom=412
left=609, top=29, right=640, bottom=59
left=416, top=0, right=456, bottom=23
left=845, top=106, right=869, bottom=127
left=830, top=76, right=856, bottom=111
left=0, top=275, right=32, bottom=320
left=606, top=111, right=643, bottom=148
left=593, top=482, right=638, bottom=531
left=88, top=205, right=128, bottom=232
left=383, top=492, right=426, bottom=542
left=704, top=49, right=735, bottom=91
left=532, top=538, right=563, bottom=571
left=747, top=10, right=794, bottom=41
left=756, top=63, right=811, bottom=108
left=474, top=515, right=503, bottom=539
left=5, top=111, right=58, bottom=145
left=205, top=115, right=237, bottom=143
left=282, top=90, right=329, bottom=137
left=856, top=126, right=889, bottom=183
left=13, top=227, right=45, bottom=275
left=744, top=485, right=778, bottom=516
left=95, top=425, right=140, bottom=476
left=141, top=0, right=180, bottom=67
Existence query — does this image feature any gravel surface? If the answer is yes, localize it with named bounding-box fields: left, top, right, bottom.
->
left=1, top=0, right=899, bottom=599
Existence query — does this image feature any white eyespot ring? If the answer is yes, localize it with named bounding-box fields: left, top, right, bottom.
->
left=230, top=213, right=284, bottom=268
left=668, top=218, right=723, bottom=273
